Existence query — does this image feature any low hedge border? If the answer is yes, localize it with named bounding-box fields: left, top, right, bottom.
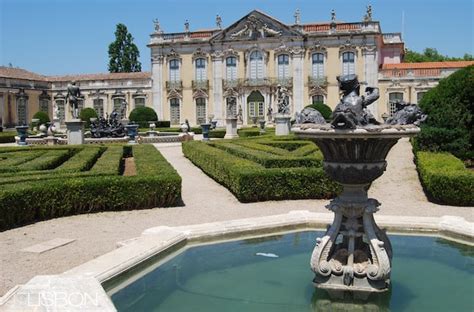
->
left=0, top=144, right=181, bottom=231
left=0, top=132, right=16, bottom=143
left=182, top=140, right=339, bottom=202
left=415, top=151, right=474, bottom=206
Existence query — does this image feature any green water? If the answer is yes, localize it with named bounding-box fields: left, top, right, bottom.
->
left=111, top=232, right=474, bottom=312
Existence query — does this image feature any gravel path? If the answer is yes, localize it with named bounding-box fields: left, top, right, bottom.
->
left=0, top=139, right=472, bottom=296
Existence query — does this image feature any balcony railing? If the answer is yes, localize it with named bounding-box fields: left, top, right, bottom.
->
left=271, top=77, right=293, bottom=88
left=192, top=79, right=209, bottom=91
left=166, top=80, right=183, bottom=91
left=244, top=78, right=272, bottom=87
left=223, top=79, right=239, bottom=89
left=308, top=76, right=328, bottom=88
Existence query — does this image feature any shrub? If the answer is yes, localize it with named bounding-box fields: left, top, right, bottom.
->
left=0, top=132, right=16, bottom=143
left=182, top=139, right=339, bottom=202
left=416, top=151, right=474, bottom=206
left=32, top=111, right=50, bottom=125
left=80, top=108, right=98, bottom=128
left=305, top=103, right=332, bottom=120
left=416, top=65, right=473, bottom=160
left=129, top=107, right=158, bottom=128
left=0, top=145, right=181, bottom=231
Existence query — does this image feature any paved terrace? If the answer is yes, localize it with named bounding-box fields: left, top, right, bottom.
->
left=0, top=139, right=472, bottom=296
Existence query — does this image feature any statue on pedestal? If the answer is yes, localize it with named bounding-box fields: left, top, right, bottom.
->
left=66, top=81, right=81, bottom=119
left=276, top=85, right=290, bottom=115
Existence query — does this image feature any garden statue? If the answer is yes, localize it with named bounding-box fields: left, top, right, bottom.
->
left=296, top=107, right=326, bottom=124
left=385, top=100, right=427, bottom=126
left=227, top=97, right=237, bottom=118
left=276, top=85, right=290, bottom=115
left=267, top=104, right=273, bottom=122
left=66, top=81, right=81, bottom=119
left=90, top=110, right=125, bottom=138
left=237, top=105, right=243, bottom=123
left=331, top=74, right=379, bottom=129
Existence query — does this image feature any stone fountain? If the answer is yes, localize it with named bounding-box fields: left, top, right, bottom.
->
left=292, top=74, right=426, bottom=293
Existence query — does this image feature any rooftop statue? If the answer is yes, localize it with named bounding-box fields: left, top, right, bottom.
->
left=66, top=81, right=81, bottom=119
left=331, top=74, right=379, bottom=129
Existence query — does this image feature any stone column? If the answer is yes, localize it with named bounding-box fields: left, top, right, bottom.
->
left=224, top=117, right=238, bottom=139
left=292, top=48, right=305, bottom=114
left=151, top=55, right=164, bottom=120
left=212, top=52, right=224, bottom=126
left=363, top=46, right=379, bottom=118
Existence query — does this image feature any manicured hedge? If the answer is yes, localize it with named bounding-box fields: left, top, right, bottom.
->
left=0, top=132, right=16, bottom=143
left=182, top=139, right=339, bottom=202
left=0, top=144, right=181, bottom=231
left=416, top=151, right=474, bottom=206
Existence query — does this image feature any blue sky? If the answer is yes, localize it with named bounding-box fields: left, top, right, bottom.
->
left=1, top=0, right=472, bottom=75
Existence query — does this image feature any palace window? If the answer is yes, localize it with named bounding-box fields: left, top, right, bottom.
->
left=249, top=51, right=264, bottom=80
left=113, top=98, right=125, bottom=119
left=169, top=59, right=180, bottom=82
left=312, top=95, right=325, bottom=104
left=388, top=92, right=404, bottom=116
left=170, top=98, right=180, bottom=125
left=134, top=97, right=146, bottom=108
left=93, top=98, right=104, bottom=117
left=226, top=57, right=237, bottom=81
left=277, top=54, right=290, bottom=79
left=417, top=92, right=427, bottom=103
left=195, top=58, right=207, bottom=81
left=196, top=98, right=207, bottom=124
left=39, top=98, right=49, bottom=113
left=55, top=99, right=66, bottom=122
left=342, top=52, right=355, bottom=75
left=16, top=95, right=28, bottom=126
left=312, top=53, right=325, bottom=78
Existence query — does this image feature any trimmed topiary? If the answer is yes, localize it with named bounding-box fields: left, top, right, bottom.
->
left=305, top=103, right=332, bottom=120
left=32, top=111, right=50, bottom=126
left=416, top=65, right=473, bottom=160
left=79, top=108, right=98, bottom=128
left=129, top=107, right=158, bottom=128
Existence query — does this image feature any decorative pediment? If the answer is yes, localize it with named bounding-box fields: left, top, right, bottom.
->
left=309, top=86, right=327, bottom=97
left=167, top=89, right=182, bottom=99
left=211, top=10, right=302, bottom=42
left=308, top=41, right=328, bottom=57
left=274, top=42, right=292, bottom=56
left=192, top=89, right=208, bottom=99
left=224, top=88, right=239, bottom=98
left=339, top=40, right=358, bottom=56
left=192, top=48, right=208, bottom=61
left=223, top=47, right=239, bottom=59
left=89, top=89, right=106, bottom=97
left=166, top=49, right=181, bottom=60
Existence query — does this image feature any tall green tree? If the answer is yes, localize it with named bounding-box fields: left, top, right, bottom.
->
left=405, top=47, right=474, bottom=63
left=108, top=23, right=142, bottom=73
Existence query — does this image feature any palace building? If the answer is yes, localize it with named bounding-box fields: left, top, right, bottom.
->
left=0, top=9, right=472, bottom=128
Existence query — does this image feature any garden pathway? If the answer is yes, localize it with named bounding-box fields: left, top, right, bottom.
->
left=0, top=139, right=472, bottom=297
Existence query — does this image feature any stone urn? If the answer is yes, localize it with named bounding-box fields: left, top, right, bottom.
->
left=125, top=124, right=139, bottom=144
left=293, top=124, right=420, bottom=292
left=259, top=120, right=266, bottom=134
left=200, top=123, right=211, bottom=141
left=15, top=125, right=29, bottom=146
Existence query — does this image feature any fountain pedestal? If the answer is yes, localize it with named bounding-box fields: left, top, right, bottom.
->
left=293, top=124, right=419, bottom=292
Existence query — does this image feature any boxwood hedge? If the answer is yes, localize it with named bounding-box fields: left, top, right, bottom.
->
left=0, top=144, right=181, bottom=231
left=182, top=138, right=339, bottom=202
left=416, top=151, right=474, bottom=206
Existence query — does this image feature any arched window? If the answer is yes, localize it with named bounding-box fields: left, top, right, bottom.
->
left=170, top=98, right=180, bottom=125
left=249, top=51, right=264, bottom=80
left=93, top=98, right=104, bottom=117
left=312, top=95, right=325, bottom=104
left=312, top=53, right=325, bottom=78
left=388, top=92, right=404, bottom=116
left=342, top=52, right=355, bottom=75
left=196, top=98, right=207, bottom=124
left=226, top=57, right=237, bottom=81
left=169, top=59, right=180, bottom=82
left=277, top=54, right=290, bottom=79
left=195, top=58, right=207, bottom=81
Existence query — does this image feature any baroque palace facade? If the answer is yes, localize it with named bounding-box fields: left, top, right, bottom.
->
left=1, top=9, right=472, bottom=128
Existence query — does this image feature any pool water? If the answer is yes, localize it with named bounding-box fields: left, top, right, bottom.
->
left=111, top=232, right=473, bottom=312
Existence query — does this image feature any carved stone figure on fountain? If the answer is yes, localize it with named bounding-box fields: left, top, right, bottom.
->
left=331, top=74, right=379, bottom=129
left=66, top=81, right=81, bottom=119
left=296, top=107, right=326, bottom=124
left=385, top=100, right=427, bottom=126
left=90, top=110, right=125, bottom=138
left=276, top=85, right=290, bottom=115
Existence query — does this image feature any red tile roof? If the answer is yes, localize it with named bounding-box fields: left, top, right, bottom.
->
left=0, top=66, right=48, bottom=81
left=48, top=71, right=151, bottom=82
left=382, top=61, right=474, bottom=70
